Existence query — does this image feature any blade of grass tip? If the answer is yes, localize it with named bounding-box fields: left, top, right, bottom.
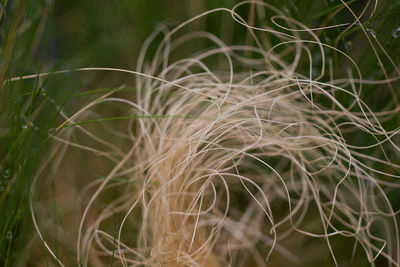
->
left=0, top=0, right=27, bottom=97
left=0, top=0, right=9, bottom=22
left=244, top=0, right=255, bottom=59
left=27, top=76, right=44, bottom=118
left=59, top=114, right=214, bottom=129
left=71, top=87, right=135, bottom=98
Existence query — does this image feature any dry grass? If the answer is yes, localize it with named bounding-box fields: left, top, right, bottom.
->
left=9, top=1, right=400, bottom=266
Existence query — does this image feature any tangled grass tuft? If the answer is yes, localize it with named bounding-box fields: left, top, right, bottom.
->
left=21, top=1, right=400, bottom=266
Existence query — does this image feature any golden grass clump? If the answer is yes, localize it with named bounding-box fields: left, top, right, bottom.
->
left=24, top=1, right=400, bottom=266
